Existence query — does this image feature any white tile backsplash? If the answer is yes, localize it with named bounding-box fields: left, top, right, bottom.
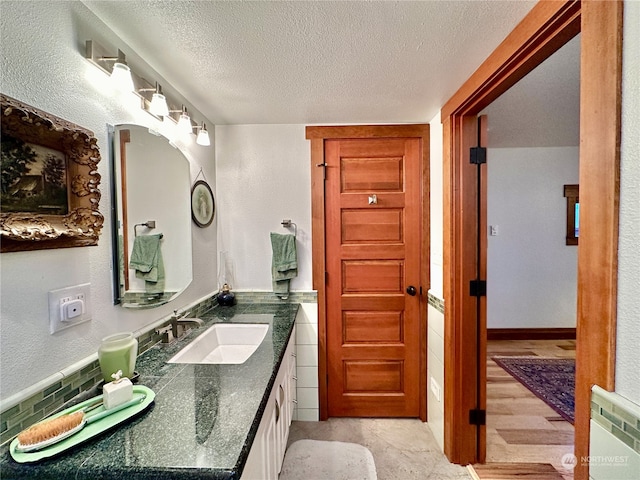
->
left=296, top=345, right=318, bottom=367
left=296, top=323, right=318, bottom=345
left=428, top=302, right=445, bottom=340
left=296, top=408, right=320, bottom=421
left=295, top=302, right=319, bottom=425
left=590, top=420, right=640, bottom=479
left=427, top=304, right=446, bottom=454
left=296, top=366, right=318, bottom=388
left=297, top=387, right=320, bottom=409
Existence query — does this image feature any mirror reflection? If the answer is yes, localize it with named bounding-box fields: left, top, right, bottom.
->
left=110, top=124, right=193, bottom=308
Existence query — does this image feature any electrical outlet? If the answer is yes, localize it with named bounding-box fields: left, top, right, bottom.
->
left=49, top=283, right=92, bottom=334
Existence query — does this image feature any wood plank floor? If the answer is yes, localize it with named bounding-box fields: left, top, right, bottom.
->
left=474, top=339, right=576, bottom=480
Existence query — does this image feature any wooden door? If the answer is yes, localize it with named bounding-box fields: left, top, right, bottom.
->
left=325, top=137, right=422, bottom=417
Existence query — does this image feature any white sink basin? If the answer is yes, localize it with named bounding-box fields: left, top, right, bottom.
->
left=167, top=323, right=269, bottom=364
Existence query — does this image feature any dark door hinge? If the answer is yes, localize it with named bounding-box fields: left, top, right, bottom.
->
left=469, top=409, right=486, bottom=426
left=469, top=279, right=487, bottom=297
left=317, top=162, right=327, bottom=180
left=470, top=146, right=487, bottom=165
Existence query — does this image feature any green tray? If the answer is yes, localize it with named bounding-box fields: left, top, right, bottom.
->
left=9, top=385, right=155, bottom=463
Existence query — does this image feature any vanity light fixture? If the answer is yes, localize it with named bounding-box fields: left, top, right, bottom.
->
left=110, top=55, right=135, bottom=92
left=85, top=41, right=134, bottom=92
left=143, top=83, right=170, bottom=117
left=177, top=106, right=193, bottom=135
left=85, top=39, right=212, bottom=146
left=195, top=123, right=211, bottom=146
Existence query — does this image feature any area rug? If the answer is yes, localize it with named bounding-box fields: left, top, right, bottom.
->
left=492, top=356, right=575, bottom=424
left=279, top=439, right=377, bottom=480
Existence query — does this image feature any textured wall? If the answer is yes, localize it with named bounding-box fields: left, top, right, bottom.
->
left=0, top=1, right=217, bottom=401
left=487, top=147, right=579, bottom=329
left=616, top=0, right=640, bottom=404
left=214, top=124, right=312, bottom=291
left=429, top=113, right=444, bottom=299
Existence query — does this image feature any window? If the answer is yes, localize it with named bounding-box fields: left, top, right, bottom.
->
left=564, top=184, right=579, bottom=245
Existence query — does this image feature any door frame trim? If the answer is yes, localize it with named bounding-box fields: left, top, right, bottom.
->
left=306, top=124, right=430, bottom=421
left=441, top=2, right=622, bottom=479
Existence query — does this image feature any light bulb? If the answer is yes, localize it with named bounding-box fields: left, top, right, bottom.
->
left=177, top=112, right=192, bottom=135
left=196, top=125, right=211, bottom=146
left=149, top=93, right=169, bottom=117
left=110, top=62, right=134, bottom=92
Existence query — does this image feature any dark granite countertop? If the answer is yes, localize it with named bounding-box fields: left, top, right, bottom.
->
left=0, top=302, right=299, bottom=480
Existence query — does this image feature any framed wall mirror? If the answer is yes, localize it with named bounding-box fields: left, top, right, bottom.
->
left=109, top=124, right=193, bottom=308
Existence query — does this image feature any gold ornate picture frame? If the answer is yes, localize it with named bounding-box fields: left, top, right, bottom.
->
left=1, top=94, right=103, bottom=252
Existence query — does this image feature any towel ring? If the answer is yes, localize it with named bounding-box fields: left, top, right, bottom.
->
left=134, top=220, right=162, bottom=238
left=281, top=219, right=297, bottom=237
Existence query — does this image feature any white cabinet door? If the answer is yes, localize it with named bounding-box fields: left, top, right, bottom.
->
left=242, top=326, right=296, bottom=480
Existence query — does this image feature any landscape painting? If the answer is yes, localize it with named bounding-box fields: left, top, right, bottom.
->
left=1, top=135, right=69, bottom=215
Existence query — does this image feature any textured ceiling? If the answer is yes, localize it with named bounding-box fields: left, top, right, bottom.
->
left=482, top=35, right=580, bottom=148
left=82, top=1, right=538, bottom=125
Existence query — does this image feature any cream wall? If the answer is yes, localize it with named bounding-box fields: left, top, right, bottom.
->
left=214, top=124, right=312, bottom=291
left=0, top=1, right=217, bottom=401
left=616, top=0, right=640, bottom=404
left=487, top=147, right=579, bottom=329
left=429, top=114, right=444, bottom=299
left=427, top=112, right=445, bottom=450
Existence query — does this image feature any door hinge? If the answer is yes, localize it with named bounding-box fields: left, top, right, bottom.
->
left=469, top=279, right=487, bottom=297
left=469, top=409, right=486, bottom=426
left=470, top=146, right=487, bottom=165
left=316, top=162, right=327, bottom=180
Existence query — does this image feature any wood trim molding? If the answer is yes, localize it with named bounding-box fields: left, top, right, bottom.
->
left=574, top=2, right=623, bottom=479
left=441, top=0, right=580, bottom=119
left=441, top=1, right=622, bottom=477
left=487, top=328, right=577, bottom=341
left=306, top=124, right=429, bottom=140
left=420, top=126, right=431, bottom=423
left=306, top=124, right=430, bottom=422
left=308, top=136, right=328, bottom=420
left=119, top=129, right=131, bottom=291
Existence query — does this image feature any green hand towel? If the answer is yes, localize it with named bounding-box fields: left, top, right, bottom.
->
left=129, top=234, right=165, bottom=294
left=270, top=233, right=297, bottom=297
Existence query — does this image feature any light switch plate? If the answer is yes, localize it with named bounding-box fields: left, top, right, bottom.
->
left=49, top=283, right=92, bottom=334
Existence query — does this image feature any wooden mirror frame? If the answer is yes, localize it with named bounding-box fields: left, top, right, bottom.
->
left=0, top=94, right=103, bottom=252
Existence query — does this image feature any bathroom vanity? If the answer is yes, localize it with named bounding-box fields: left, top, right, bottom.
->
left=0, top=303, right=298, bottom=480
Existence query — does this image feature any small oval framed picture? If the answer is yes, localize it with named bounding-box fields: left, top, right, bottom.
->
left=191, top=180, right=215, bottom=227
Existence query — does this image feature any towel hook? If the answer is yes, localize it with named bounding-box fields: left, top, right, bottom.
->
left=281, top=219, right=297, bottom=237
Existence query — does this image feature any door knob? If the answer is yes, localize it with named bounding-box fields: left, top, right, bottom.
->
left=406, top=286, right=417, bottom=296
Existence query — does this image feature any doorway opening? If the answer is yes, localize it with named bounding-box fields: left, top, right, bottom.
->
left=441, top=4, right=622, bottom=480
left=479, top=32, right=580, bottom=478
